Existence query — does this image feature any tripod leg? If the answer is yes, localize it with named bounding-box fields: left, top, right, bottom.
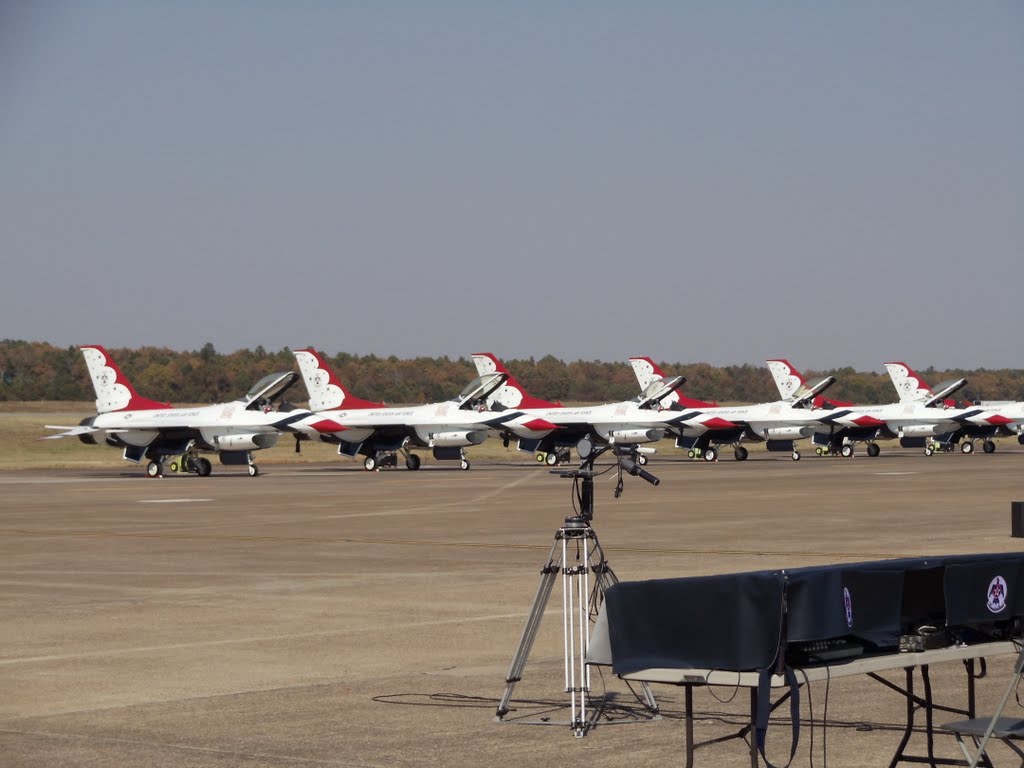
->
left=495, top=536, right=562, bottom=720
left=564, top=531, right=592, bottom=736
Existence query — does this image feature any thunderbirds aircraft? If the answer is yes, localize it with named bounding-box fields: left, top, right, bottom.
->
left=43, top=345, right=327, bottom=477
left=470, top=353, right=738, bottom=465
left=292, top=349, right=558, bottom=470
left=764, top=359, right=1013, bottom=457
left=627, top=357, right=882, bottom=461
left=884, top=362, right=1017, bottom=454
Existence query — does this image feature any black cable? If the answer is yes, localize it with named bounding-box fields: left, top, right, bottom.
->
left=799, top=668, right=814, bottom=768
left=823, top=664, right=831, bottom=768
left=706, top=671, right=742, bottom=704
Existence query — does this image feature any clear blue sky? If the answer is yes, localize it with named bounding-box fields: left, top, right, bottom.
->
left=2, top=1, right=1022, bottom=371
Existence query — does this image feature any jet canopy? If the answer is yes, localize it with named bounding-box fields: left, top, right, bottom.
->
left=792, top=375, right=837, bottom=408
left=636, top=375, right=686, bottom=410
left=454, top=372, right=508, bottom=409
left=927, top=378, right=968, bottom=407
left=243, top=371, right=300, bottom=410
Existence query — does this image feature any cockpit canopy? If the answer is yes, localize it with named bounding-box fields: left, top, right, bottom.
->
left=243, top=371, right=300, bottom=410
left=635, top=375, right=686, bottom=410
left=455, top=371, right=508, bottom=409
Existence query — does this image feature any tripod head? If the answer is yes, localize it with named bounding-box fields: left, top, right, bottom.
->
left=553, top=438, right=660, bottom=525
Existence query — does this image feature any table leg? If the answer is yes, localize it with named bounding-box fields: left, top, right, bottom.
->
left=886, top=667, right=917, bottom=768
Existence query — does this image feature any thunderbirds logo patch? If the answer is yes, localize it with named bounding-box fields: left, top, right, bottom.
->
left=843, top=587, right=853, bottom=628
left=987, top=575, right=1008, bottom=614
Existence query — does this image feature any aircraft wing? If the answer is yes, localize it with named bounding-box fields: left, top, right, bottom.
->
left=664, top=411, right=740, bottom=435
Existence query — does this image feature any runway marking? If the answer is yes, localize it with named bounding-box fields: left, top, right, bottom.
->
left=0, top=527, right=912, bottom=561
left=0, top=477, right=119, bottom=485
left=0, top=727, right=355, bottom=766
left=0, top=612, right=526, bottom=666
left=321, top=469, right=542, bottom=520
left=138, top=498, right=212, bottom=504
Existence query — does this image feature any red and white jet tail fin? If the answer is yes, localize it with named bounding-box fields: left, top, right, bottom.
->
left=629, top=357, right=668, bottom=392
left=293, top=349, right=383, bottom=412
left=766, top=359, right=806, bottom=402
left=471, top=353, right=561, bottom=409
left=629, top=357, right=681, bottom=408
left=628, top=356, right=717, bottom=409
left=766, top=359, right=838, bottom=408
left=885, top=361, right=966, bottom=408
left=80, top=345, right=171, bottom=414
left=885, top=362, right=933, bottom=404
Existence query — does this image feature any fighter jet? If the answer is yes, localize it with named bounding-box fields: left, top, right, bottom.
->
left=44, top=345, right=330, bottom=477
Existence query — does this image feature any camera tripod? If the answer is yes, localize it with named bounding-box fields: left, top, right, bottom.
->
left=495, top=443, right=661, bottom=737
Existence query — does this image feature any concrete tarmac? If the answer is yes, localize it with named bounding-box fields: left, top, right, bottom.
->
left=3, top=450, right=1024, bottom=766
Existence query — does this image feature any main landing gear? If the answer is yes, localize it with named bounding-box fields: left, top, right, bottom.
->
left=363, top=453, right=396, bottom=471
left=959, top=440, right=997, bottom=455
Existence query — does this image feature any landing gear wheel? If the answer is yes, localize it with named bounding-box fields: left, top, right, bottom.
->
left=460, top=459, right=471, bottom=471
left=703, top=447, right=718, bottom=462
left=734, top=446, right=748, bottom=461
left=983, top=440, right=996, bottom=454
left=840, top=444, right=854, bottom=458
left=792, top=451, right=801, bottom=461
left=146, top=460, right=162, bottom=478
left=364, top=456, right=378, bottom=471
left=924, top=446, right=934, bottom=457
left=197, top=458, right=212, bottom=477
left=405, top=454, right=421, bottom=470
left=961, top=441, right=974, bottom=454
left=867, top=443, right=880, bottom=457
left=637, top=454, right=648, bottom=466
left=545, top=452, right=559, bottom=466
left=248, top=464, right=259, bottom=477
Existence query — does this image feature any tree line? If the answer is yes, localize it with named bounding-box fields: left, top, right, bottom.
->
left=2, top=340, right=1023, bottom=406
